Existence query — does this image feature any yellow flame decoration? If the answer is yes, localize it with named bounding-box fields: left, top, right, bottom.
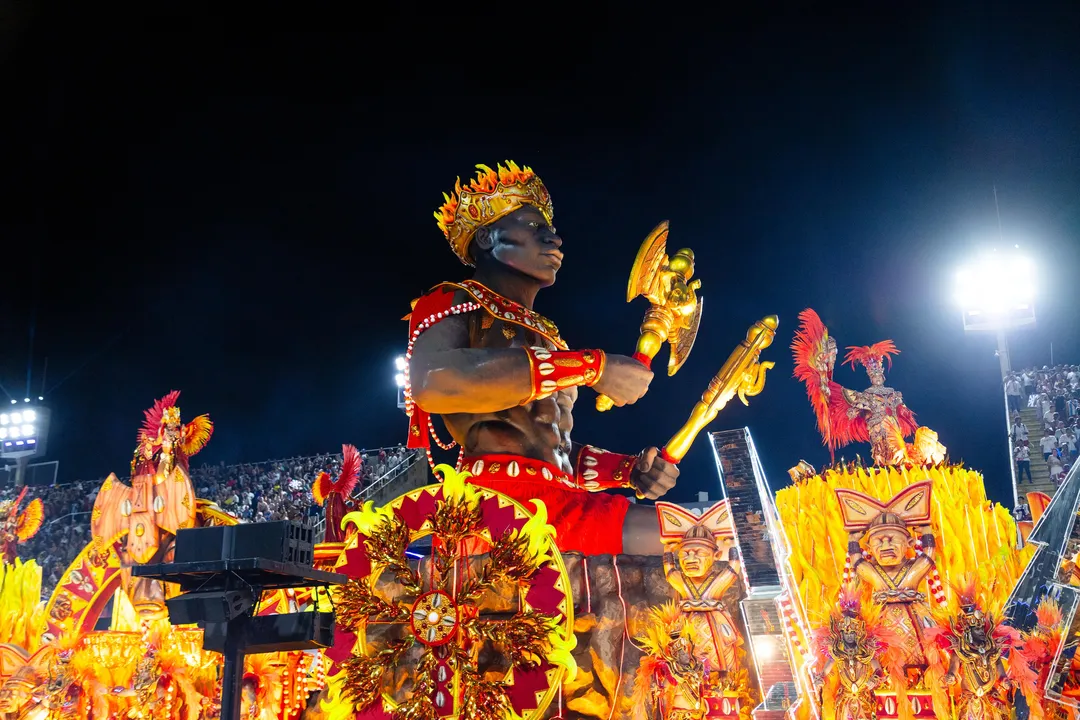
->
left=775, top=463, right=1032, bottom=651
left=545, top=617, right=579, bottom=680
left=340, top=500, right=396, bottom=537
left=0, top=558, right=47, bottom=654
left=517, top=499, right=557, bottom=569
left=435, top=463, right=481, bottom=511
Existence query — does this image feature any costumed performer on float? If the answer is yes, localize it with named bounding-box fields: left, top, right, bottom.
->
left=404, top=161, right=679, bottom=555
left=92, top=391, right=211, bottom=608
left=0, top=488, right=43, bottom=565
left=792, top=308, right=945, bottom=467
left=311, top=443, right=361, bottom=544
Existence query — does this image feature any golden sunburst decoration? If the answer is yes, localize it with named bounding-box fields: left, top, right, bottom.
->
left=325, top=464, right=575, bottom=720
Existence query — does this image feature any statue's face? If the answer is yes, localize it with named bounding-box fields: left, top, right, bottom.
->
left=678, top=543, right=717, bottom=579
left=866, top=527, right=910, bottom=567
left=0, top=680, right=30, bottom=713
left=484, top=207, right=563, bottom=287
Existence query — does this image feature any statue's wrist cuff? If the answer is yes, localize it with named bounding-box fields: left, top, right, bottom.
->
left=847, top=541, right=862, bottom=554
left=920, top=534, right=935, bottom=549
left=575, top=445, right=636, bottom=491
left=522, top=347, right=605, bottom=403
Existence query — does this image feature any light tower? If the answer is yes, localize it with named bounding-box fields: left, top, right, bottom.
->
left=0, top=397, right=51, bottom=487
left=954, top=247, right=1036, bottom=512
left=394, top=356, right=407, bottom=411
left=954, top=248, right=1036, bottom=379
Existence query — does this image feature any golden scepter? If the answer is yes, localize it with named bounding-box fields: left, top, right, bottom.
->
left=657, top=316, right=778, bottom=465
left=596, top=221, right=703, bottom=411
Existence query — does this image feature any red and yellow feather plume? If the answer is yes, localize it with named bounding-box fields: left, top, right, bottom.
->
left=313, top=444, right=361, bottom=505
left=15, top=498, right=43, bottom=542
left=792, top=309, right=836, bottom=448
left=181, top=415, right=214, bottom=457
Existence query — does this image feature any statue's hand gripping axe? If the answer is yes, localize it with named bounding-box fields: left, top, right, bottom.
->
left=595, top=221, right=704, bottom=412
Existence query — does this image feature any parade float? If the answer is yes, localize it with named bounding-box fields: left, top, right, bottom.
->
left=0, top=161, right=1077, bottom=720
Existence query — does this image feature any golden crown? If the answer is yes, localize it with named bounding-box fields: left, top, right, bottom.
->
left=434, top=161, right=554, bottom=266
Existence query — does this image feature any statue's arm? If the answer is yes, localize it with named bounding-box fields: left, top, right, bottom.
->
left=847, top=531, right=866, bottom=564
left=409, top=311, right=534, bottom=414
left=853, top=557, right=877, bottom=585
left=916, top=526, right=936, bottom=561
left=725, top=545, right=742, bottom=577
left=663, top=550, right=679, bottom=579
left=570, top=442, right=637, bottom=491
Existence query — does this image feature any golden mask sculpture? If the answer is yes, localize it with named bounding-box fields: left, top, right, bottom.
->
left=656, top=501, right=744, bottom=683
left=0, top=665, right=46, bottom=720
left=837, top=482, right=937, bottom=677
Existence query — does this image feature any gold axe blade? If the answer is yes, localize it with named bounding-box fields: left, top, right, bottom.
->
left=669, top=297, right=703, bottom=376
left=626, top=221, right=671, bottom=302
left=597, top=221, right=702, bottom=410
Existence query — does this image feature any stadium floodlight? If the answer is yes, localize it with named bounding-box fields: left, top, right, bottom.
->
left=395, top=357, right=407, bottom=411
left=954, top=251, right=1036, bottom=331
left=1, top=402, right=50, bottom=463
left=955, top=249, right=1037, bottom=378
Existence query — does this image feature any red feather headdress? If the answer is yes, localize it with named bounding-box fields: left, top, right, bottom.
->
left=843, top=340, right=900, bottom=373
left=138, top=390, right=182, bottom=443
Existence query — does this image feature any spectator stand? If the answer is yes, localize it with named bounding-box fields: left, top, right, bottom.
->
left=1008, top=364, right=1080, bottom=522
left=2, top=445, right=421, bottom=600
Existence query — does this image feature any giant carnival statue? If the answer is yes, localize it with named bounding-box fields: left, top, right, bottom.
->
left=1, top=160, right=1078, bottom=720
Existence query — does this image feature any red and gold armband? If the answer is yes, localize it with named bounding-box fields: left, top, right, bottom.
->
left=575, top=445, right=637, bottom=492
left=522, top=346, right=606, bottom=403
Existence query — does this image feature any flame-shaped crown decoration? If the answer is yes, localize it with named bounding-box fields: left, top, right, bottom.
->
left=434, top=160, right=554, bottom=266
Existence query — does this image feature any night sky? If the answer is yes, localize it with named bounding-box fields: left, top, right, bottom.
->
left=2, top=9, right=1079, bottom=510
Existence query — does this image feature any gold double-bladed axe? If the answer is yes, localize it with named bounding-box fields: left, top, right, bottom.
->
left=596, top=221, right=704, bottom=411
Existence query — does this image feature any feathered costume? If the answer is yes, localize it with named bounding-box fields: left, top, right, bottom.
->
left=809, top=585, right=907, bottom=720
left=792, top=309, right=933, bottom=466
left=632, top=601, right=709, bottom=720
left=925, top=576, right=1042, bottom=720
left=1024, top=598, right=1075, bottom=720
left=312, top=444, right=362, bottom=544
left=0, top=487, right=43, bottom=564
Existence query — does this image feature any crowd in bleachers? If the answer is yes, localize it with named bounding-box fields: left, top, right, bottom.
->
left=1008, top=365, right=1080, bottom=518
left=0, top=445, right=416, bottom=599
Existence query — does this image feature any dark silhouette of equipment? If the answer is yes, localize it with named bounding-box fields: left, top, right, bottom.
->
left=134, top=520, right=346, bottom=720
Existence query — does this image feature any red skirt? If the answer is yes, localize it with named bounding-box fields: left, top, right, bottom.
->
left=461, top=454, right=630, bottom=556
